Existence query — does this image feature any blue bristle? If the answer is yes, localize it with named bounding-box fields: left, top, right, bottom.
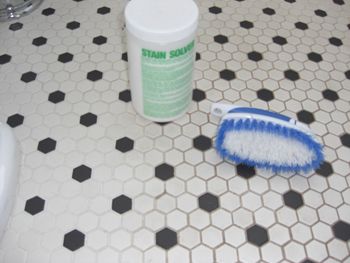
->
left=236, top=119, right=243, bottom=129
left=216, top=118, right=324, bottom=173
left=258, top=120, right=265, bottom=131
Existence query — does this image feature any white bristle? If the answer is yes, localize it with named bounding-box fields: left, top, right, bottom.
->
left=223, top=130, right=315, bottom=166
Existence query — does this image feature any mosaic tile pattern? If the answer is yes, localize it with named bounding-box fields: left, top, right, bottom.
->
left=0, top=0, right=350, bottom=262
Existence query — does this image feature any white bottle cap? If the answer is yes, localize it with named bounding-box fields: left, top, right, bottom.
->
left=125, top=0, right=199, bottom=43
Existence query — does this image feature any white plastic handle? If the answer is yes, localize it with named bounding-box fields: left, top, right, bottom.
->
left=210, top=103, right=239, bottom=118
left=211, top=103, right=312, bottom=134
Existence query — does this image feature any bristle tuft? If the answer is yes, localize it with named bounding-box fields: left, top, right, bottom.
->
left=216, top=118, right=324, bottom=173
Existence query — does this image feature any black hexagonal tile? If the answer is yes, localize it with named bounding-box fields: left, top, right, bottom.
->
left=236, top=164, right=256, bottom=179
left=58, top=47, right=72, bottom=62
left=307, top=52, right=323, bottom=63
left=246, top=225, right=269, bottom=246
left=63, top=230, right=85, bottom=251
left=209, top=6, right=222, bottom=14
left=156, top=228, right=177, bottom=250
left=0, top=54, right=11, bottom=64
left=302, top=260, right=316, bottom=263
left=7, top=114, right=24, bottom=128
left=119, top=89, right=131, bottom=102
left=48, top=90, right=65, bottom=104
left=66, top=21, right=80, bottom=30
left=198, top=193, right=219, bottom=212
left=340, top=133, right=350, bottom=148
left=192, top=89, right=206, bottom=102
left=329, top=37, right=343, bottom=47
left=121, top=52, right=128, bottom=62
left=32, top=36, right=47, bottom=46
left=240, top=20, right=254, bottom=29
left=87, top=70, right=103, bottom=81
left=284, top=0, right=295, bottom=3
left=295, top=22, right=308, bottom=30
left=115, top=137, right=134, bottom=153
left=315, top=161, right=333, bottom=177
left=195, top=52, right=201, bottom=61
left=193, top=135, right=212, bottom=151
left=21, top=71, right=37, bottom=83
left=73, top=0, right=84, bottom=2
left=332, top=221, right=350, bottom=241
left=257, top=89, right=274, bottom=102
left=112, top=195, right=132, bottom=214
left=72, top=165, right=91, bottom=182
left=24, top=196, right=45, bottom=215
left=155, top=163, right=174, bottom=181
left=272, top=36, right=287, bottom=45
left=97, top=6, right=110, bottom=14
left=333, top=0, right=345, bottom=5
left=346, top=70, right=350, bottom=79
left=58, top=52, right=74, bottom=63
left=9, top=22, right=23, bottom=31
left=284, top=69, right=300, bottom=81
left=322, top=89, right=339, bottom=101
left=297, top=110, right=315, bottom=124
left=248, top=51, right=263, bottom=62
left=314, top=9, right=327, bottom=17
left=214, top=34, right=228, bottom=44
left=42, top=7, right=55, bottom=16
left=37, top=138, right=56, bottom=154
left=283, top=190, right=304, bottom=209
left=220, top=69, right=236, bottom=81
left=93, top=35, right=107, bottom=45
left=80, top=113, right=97, bottom=127
left=262, top=7, right=275, bottom=15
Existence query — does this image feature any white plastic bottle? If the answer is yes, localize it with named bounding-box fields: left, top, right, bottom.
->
left=125, top=0, right=199, bottom=122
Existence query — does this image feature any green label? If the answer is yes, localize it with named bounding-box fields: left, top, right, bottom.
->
left=142, top=40, right=195, bottom=119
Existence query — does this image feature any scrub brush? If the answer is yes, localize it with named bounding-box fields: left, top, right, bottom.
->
left=211, top=103, right=324, bottom=173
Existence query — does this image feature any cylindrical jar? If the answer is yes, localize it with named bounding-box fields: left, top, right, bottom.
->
left=125, top=0, right=199, bottom=121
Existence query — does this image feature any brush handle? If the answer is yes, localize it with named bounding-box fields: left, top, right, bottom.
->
left=212, top=103, right=291, bottom=121
left=211, top=103, right=240, bottom=117
left=228, top=107, right=291, bottom=122
left=211, top=103, right=311, bottom=133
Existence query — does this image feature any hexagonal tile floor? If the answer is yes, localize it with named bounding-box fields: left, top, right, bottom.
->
left=0, top=0, right=350, bottom=262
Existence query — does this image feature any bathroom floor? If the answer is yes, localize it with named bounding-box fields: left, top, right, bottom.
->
left=0, top=0, right=350, bottom=262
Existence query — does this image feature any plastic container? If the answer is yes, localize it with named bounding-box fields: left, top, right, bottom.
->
left=125, top=0, right=199, bottom=122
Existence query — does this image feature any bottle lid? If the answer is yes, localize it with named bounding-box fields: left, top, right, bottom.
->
left=125, top=0, right=198, bottom=43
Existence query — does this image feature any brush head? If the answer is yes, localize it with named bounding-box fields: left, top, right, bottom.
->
left=216, top=118, right=324, bottom=173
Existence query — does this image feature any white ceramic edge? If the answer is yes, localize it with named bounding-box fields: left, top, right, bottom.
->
left=0, top=122, right=20, bottom=240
